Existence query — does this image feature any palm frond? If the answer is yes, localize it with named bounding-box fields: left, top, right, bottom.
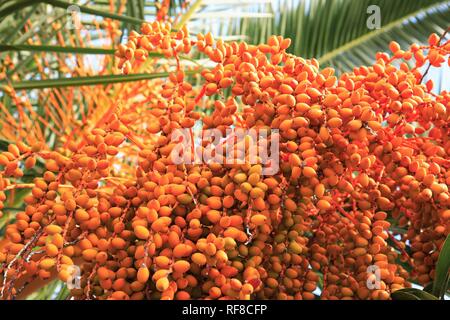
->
left=0, top=44, right=115, bottom=54
left=211, top=0, right=450, bottom=71
left=2, top=69, right=200, bottom=90
left=26, top=280, right=70, bottom=300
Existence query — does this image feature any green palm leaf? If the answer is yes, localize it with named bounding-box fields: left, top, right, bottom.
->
left=0, top=44, right=115, bottom=54
left=2, top=70, right=200, bottom=90
left=0, top=0, right=146, bottom=25
left=227, top=0, right=450, bottom=71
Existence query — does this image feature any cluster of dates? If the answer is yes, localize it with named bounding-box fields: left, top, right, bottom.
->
left=0, top=21, right=449, bottom=300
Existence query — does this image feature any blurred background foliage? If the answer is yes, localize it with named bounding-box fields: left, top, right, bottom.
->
left=1, top=0, right=449, bottom=81
left=0, top=0, right=449, bottom=299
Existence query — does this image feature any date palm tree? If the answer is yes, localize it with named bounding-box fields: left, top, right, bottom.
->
left=0, top=0, right=449, bottom=299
